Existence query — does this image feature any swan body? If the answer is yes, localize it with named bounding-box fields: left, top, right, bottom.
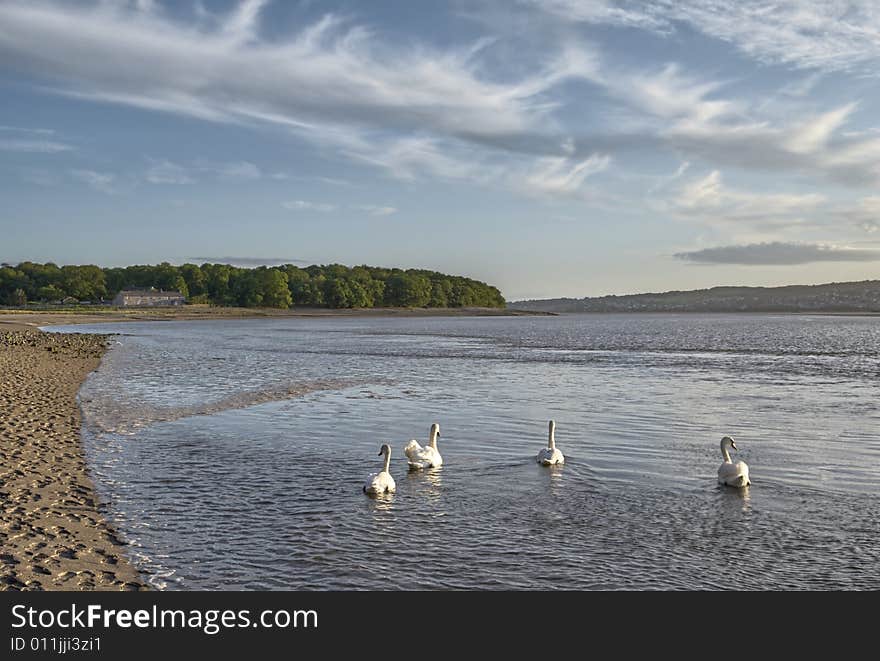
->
left=404, top=423, right=443, bottom=469
left=364, top=444, right=396, bottom=494
left=537, top=419, right=565, bottom=465
left=717, top=436, right=750, bottom=487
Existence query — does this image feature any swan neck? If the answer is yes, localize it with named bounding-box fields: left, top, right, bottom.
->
left=383, top=451, right=391, bottom=473
left=548, top=426, right=556, bottom=450
left=721, top=447, right=731, bottom=463
left=429, top=428, right=439, bottom=450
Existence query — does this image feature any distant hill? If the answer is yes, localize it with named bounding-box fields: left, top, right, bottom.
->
left=512, top=280, right=880, bottom=313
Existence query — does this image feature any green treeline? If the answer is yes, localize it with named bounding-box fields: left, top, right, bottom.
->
left=0, top=262, right=506, bottom=309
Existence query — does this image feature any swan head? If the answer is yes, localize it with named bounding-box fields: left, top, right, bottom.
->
left=549, top=419, right=556, bottom=433
left=378, top=443, right=392, bottom=457
left=430, top=423, right=440, bottom=436
left=721, top=436, right=737, bottom=452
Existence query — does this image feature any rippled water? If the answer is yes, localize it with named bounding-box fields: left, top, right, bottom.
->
left=49, top=314, right=880, bottom=590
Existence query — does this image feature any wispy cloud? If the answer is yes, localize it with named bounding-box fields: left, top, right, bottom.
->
left=0, top=3, right=592, bottom=147
left=583, top=64, right=880, bottom=188
left=211, top=160, right=261, bottom=181
left=0, top=1, right=615, bottom=201
left=0, top=125, right=56, bottom=134
left=0, top=125, right=73, bottom=152
left=282, top=200, right=399, bottom=216
left=522, top=154, right=610, bottom=196
left=145, top=159, right=195, bottom=184
left=143, top=159, right=265, bottom=184
left=0, top=138, right=72, bottom=153
left=521, top=1, right=880, bottom=74
left=354, top=205, right=398, bottom=217
left=185, top=256, right=310, bottom=266
left=281, top=200, right=337, bottom=212
left=70, top=168, right=115, bottom=194
left=831, top=196, right=880, bottom=233
left=675, top=241, right=880, bottom=265
left=669, top=170, right=825, bottom=229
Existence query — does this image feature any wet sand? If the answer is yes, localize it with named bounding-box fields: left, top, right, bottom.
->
left=0, top=328, right=145, bottom=591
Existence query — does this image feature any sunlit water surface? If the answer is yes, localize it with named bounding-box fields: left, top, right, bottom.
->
left=49, top=314, right=880, bottom=590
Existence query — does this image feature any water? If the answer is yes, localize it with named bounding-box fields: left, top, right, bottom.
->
left=49, top=314, right=880, bottom=590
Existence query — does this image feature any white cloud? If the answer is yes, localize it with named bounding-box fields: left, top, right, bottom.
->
left=0, top=1, right=613, bottom=202
left=143, top=159, right=265, bottom=183
left=0, top=2, right=593, bottom=145
left=145, top=159, right=195, bottom=184
left=212, top=160, right=261, bottom=181
left=0, top=126, right=72, bottom=153
left=670, top=170, right=825, bottom=229
left=523, top=0, right=670, bottom=31
left=522, top=154, right=610, bottom=195
left=521, top=1, right=880, bottom=74
left=588, top=63, right=880, bottom=188
left=0, top=138, right=72, bottom=153
left=4, top=0, right=879, bottom=207
left=70, top=168, right=116, bottom=194
left=355, top=205, right=398, bottom=217
left=832, top=196, right=880, bottom=233
left=282, top=201, right=400, bottom=216
left=784, top=103, right=858, bottom=155
left=0, top=125, right=55, bottom=134
left=282, top=200, right=337, bottom=212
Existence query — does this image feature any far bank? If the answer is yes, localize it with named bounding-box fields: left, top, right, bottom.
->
left=0, top=305, right=553, bottom=329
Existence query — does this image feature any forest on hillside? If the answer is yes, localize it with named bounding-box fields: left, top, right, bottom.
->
left=0, top=261, right=506, bottom=309
left=514, top=280, right=880, bottom=313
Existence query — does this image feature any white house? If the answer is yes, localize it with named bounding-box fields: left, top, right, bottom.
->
left=112, top=288, right=186, bottom=307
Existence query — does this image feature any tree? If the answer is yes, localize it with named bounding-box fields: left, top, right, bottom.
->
left=61, top=265, right=106, bottom=301
left=384, top=273, right=432, bottom=307
left=180, top=263, right=206, bottom=297
left=203, top=263, right=234, bottom=305
left=430, top=279, right=453, bottom=307
left=257, top=268, right=292, bottom=308
left=0, top=261, right=506, bottom=310
left=10, top=288, right=26, bottom=306
left=231, top=270, right=262, bottom=307
left=36, top=285, right=64, bottom=301
left=323, top=278, right=354, bottom=308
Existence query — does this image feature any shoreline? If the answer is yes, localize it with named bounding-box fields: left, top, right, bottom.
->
left=0, top=328, right=146, bottom=591
left=0, top=305, right=552, bottom=329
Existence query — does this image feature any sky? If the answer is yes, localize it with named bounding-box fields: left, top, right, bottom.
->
left=1, top=0, right=880, bottom=300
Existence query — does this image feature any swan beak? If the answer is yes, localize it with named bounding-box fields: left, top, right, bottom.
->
left=378, top=450, right=383, bottom=456
left=731, top=441, right=738, bottom=450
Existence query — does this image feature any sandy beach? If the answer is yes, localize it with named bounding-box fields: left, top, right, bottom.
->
left=0, top=327, right=145, bottom=591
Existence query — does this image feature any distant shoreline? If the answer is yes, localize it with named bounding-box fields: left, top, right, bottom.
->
left=2, top=307, right=877, bottom=331
left=0, top=305, right=554, bottom=329
left=513, top=279, right=880, bottom=315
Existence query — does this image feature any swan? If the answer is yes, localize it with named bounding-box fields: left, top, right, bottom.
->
left=363, top=444, right=396, bottom=495
left=404, top=423, right=442, bottom=469
left=537, top=419, right=565, bottom=465
left=717, top=436, right=750, bottom=487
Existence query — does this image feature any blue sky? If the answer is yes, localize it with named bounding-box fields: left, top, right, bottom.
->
left=1, top=0, right=879, bottom=300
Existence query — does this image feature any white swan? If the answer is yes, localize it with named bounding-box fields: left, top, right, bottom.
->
left=404, top=423, right=443, bottom=469
left=364, top=444, right=396, bottom=495
left=717, top=436, right=750, bottom=487
left=537, top=419, right=565, bottom=465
